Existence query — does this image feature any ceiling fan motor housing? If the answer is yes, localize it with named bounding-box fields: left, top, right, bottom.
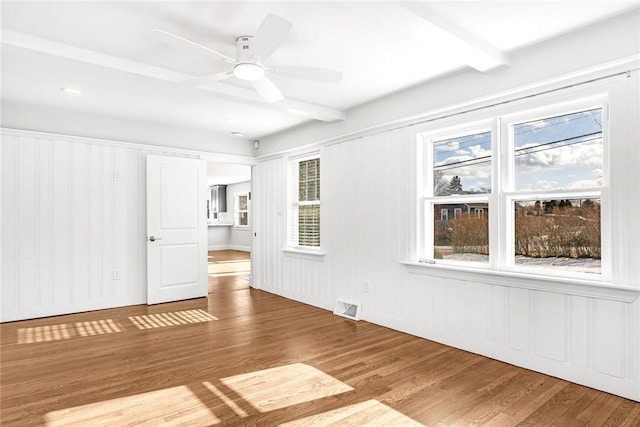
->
left=235, top=36, right=263, bottom=68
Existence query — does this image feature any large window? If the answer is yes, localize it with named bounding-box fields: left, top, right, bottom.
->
left=289, top=154, right=321, bottom=248
left=420, top=98, right=606, bottom=278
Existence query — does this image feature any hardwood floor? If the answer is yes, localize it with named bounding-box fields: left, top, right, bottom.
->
left=2, top=250, right=639, bottom=426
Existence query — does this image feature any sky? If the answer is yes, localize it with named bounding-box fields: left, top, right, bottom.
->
left=432, top=108, right=603, bottom=194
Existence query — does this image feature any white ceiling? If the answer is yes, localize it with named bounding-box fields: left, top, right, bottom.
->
left=1, top=1, right=638, bottom=144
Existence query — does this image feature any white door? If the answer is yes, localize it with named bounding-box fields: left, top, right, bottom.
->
left=147, top=155, right=207, bottom=304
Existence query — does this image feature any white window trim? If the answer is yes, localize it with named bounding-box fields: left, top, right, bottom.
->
left=286, top=152, right=323, bottom=253
left=234, top=192, right=249, bottom=229
left=417, top=93, right=610, bottom=283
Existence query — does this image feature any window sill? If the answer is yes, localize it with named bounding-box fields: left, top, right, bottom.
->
left=400, top=261, right=639, bottom=302
left=282, top=247, right=326, bottom=261
left=234, top=226, right=250, bottom=230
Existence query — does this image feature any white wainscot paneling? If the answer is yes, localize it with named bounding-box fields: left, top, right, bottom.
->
left=408, top=274, right=432, bottom=327
left=534, top=291, right=567, bottom=362
left=489, top=285, right=507, bottom=346
left=463, top=281, right=489, bottom=341
left=443, top=278, right=464, bottom=334
left=594, top=299, right=625, bottom=378
left=507, top=287, right=532, bottom=353
left=568, top=295, right=589, bottom=368
left=283, top=254, right=329, bottom=307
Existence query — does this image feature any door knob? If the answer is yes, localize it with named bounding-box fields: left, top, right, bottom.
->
left=148, top=236, right=162, bottom=242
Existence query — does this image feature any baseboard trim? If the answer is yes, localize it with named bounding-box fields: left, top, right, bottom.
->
left=208, top=245, right=251, bottom=252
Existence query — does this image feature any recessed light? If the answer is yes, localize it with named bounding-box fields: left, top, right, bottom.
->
left=61, top=87, right=82, bottom=95
left=231, top=131, right=244, bottom=137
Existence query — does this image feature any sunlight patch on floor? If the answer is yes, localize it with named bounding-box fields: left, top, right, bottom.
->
left=129, top=309, right=217, bottom=330
left=45, top=385, right=217, bottom=426
left=208, top=260, right=251, bottom=278
left=220, top=363, right=354, bottom=412
left=17, top=319, right=122, bottom=344
left=42, top=363, right=419, bottom=426
left=279, top=399, right=425, bottom=426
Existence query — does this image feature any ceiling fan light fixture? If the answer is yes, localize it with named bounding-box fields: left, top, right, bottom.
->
left=233, top=62, right=264, bottom=81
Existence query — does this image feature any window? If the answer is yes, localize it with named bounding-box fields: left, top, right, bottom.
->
left=506, top=106, right=603, bottom=275
left=289, top=154, right=320, bottom=248
left=235, top=193, right=249, bottom=227
left=420, top=98, right=606, bottom=277
left=423, top=125, right=493, bottom=264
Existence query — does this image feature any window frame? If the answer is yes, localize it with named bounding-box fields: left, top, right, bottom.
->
left=234, top=192, right=249, bottom=228
left=420, top=119, right=497, bottom=268
left=418, top=95, right=610, bottom=281
left=287, top=152, right=322, bottom=252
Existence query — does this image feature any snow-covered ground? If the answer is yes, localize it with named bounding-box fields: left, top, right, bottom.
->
left=441, top=253, right=601, bottom=274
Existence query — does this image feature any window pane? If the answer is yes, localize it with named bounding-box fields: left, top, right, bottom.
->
left=514, top=198, right=601, bottom=274
left=238, top=212, right=248, bottom=226
left=299, top=158, right=320, bottom=202
left=514, top=109, right=603, bottom=191
left=433, top=203, right=489, bottom=262
left=433, top=131, right=491, bottom=195
left=299, top=204, right=320, bottom=247
left=238, top=195, right=248, bottom=210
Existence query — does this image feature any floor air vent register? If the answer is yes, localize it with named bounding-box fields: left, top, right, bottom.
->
left=333, top=299, right=362, bottom=321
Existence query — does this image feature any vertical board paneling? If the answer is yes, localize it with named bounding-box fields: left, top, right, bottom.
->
left=534, top=291, right=567, bottom=362
left=51, top=139, right=71, bottom=307
left=1, top=135, right=17, bottom=312
left=89, top=143, right=103, bottom=301
left=17, top=136, right=37, bottom=309
left=72, top=142, right=90, bottom=302
left=0, top=130, right=198, bottom=321
left=325, top=141, right=356, bottom=302
left=594, top=299, right=624, bottom=378
left=37, top=138, right=53, bottom=307
left=102, top=145, right=114, bottom=299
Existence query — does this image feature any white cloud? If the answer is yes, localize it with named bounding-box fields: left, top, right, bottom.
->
left=515, top=139, right=602, bottom=172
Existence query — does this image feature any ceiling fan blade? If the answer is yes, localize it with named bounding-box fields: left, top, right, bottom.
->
left=151, top=29, right=235, bottom=64
left=183, top=70, right=234, bottom=86
left=252, top=77, right=284, bottom=103
left=252, top=13, right=292, bottom=59
left=270, top=66, right=343, bottom=84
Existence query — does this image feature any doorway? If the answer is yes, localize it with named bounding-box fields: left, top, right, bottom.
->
left=206, top=161, right=252, bottom=293
left=207, top=250, right=251, bottom=293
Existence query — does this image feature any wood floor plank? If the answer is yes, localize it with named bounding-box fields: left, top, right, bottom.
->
left=1, top=250, right=639, bottom=426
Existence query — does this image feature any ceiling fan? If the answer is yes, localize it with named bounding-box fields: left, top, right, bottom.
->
left=152, top=13, right=343, bottom=103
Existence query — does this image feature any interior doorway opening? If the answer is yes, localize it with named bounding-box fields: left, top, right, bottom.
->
left=206, top=161, right=253, bottom=293
left=207, top=250, right=251, bottom=293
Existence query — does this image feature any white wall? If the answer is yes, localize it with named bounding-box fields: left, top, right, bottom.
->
left=0, top=129, right=251, bottom=322
left=207, top=226, right=231, bottom=251
left=251, top=11, right=640, bottom=401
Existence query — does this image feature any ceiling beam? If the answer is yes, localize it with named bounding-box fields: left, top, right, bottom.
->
left=343, top=1, right=509, bottom=72
left=1, top=30, right=345, bottom=122
left=400, top=2, right=510, bottom=72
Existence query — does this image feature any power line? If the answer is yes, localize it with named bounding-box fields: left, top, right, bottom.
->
left=433, top=109, right=602, bottom=156
left=434, top=131, right=602, bottom=172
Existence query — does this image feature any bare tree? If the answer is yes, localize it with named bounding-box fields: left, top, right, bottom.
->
left=434, top=171, right=449, bottom=196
